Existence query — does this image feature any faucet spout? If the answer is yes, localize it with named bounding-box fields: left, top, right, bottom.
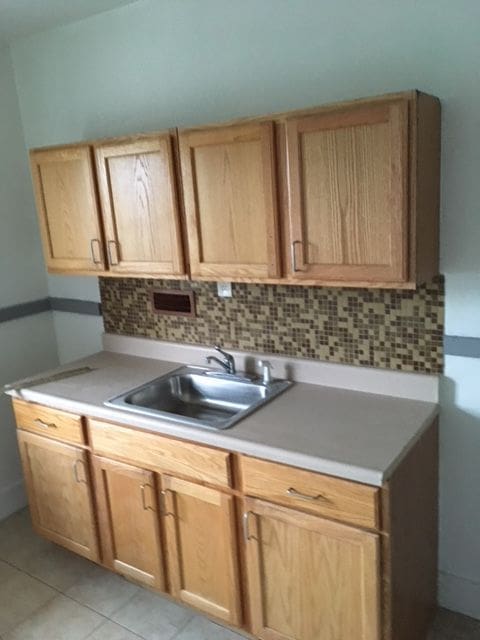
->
left=206, top=345, right=236, bottom=375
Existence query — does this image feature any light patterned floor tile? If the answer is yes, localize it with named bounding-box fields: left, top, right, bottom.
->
left=4, top=594, right=104, bottom=640
left=0, top=566, right=57, bottom=635
left=86, top=620, right=144, bottom=639
left=173, top=616, right=246, bottom=640
left=111, top=590, right=192, bottom=640
left=0, top=509, right=51, bottom=568
left=66, top=562, right=139, bottom=616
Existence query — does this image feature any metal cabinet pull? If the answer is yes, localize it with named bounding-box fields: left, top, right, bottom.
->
left=107, top=240, right=120, bottom=266
left=243, top=511, right=256, bottom=542
left=73, top=459, right=87, bottom=484
left=34, top=418, right=58, bottom=430
left=140, top=484, right=155, bottom=512
left=90, top=239, right=102, bottom=265
left=290, top=240, right=304, bottom=272
left=159, top=490, right=175, bottom=518
left=287, top=487, right=328, bottom=503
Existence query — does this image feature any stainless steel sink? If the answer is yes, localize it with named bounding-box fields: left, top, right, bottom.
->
left=105, top=366, right=293, bottom=430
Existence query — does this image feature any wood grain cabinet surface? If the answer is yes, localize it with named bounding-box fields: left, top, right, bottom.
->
left=281, top=92, right=440, bottom=288
left=30, top=145, right=105, bottom=274
left=17, top=429, right=99, bottom=562
left=12, top=400, right=438, bottom=640
left=244, top=498, right=381, bottom=640
left=161, top=475, right=241, bottom=625
left=92, top=455, right=166, bottom=589
left=94, top=134, right=186, bottom=277
left=28, top=91, right=439, bottom=287
left=178, top=121, right=281, bottom=280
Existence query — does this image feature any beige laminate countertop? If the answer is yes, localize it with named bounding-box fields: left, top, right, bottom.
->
left=5, top=351, right=438, bottom=487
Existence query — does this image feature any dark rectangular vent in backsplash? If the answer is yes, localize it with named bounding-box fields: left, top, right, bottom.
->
left=99, top=277, right=444, bottom=375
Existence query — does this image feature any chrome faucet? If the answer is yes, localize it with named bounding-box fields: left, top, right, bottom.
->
left=206, top=345, right=236, bottom=375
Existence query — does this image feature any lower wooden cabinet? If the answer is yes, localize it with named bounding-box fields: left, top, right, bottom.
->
left=161, top=475, right=242, bottom=626
left=92, top=456, right=166, bottom=590
left=13, top=404, right=438, bottom=640
left=17, top=430, right=99, bottom=561
left=244, top=497, right=381, bottom=640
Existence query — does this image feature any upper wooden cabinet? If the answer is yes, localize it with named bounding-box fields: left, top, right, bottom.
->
left=29, top=91, right=439, bottom=287
left=282, top=92, right=440, bottom=287
left=94, top=134, right=186, bottom=276
left=178, top=121, right=281, bottom=280
left=285, top=100, right=408, bottom=283
left=30, top=145, right=106, bottom=273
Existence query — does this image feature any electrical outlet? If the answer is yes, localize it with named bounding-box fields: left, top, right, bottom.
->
left=217, top=282, right=232, bottom=298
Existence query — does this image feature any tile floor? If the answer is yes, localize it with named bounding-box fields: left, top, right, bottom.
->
left=0, top=509, right=479, bottom=639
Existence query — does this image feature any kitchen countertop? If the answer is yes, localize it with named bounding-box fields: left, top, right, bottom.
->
left=5, top=350, right=438, bottom=487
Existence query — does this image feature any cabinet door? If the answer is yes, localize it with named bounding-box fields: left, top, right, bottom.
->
left=17, top=430, right=99, bottom=561
left=92, top=456, right=166, bottom=589
left=30, top=145, right=105, bottom=273
left=244, top=498, right=380, bottom=640
left=95, top=135, right=185, bottom=276
left=162, top=475, right=241, bottom=625
left=179, top=121, right=281, bottom=279
left=285, top=100, right=409, bottom=284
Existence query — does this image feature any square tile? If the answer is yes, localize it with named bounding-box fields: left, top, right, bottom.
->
left=4, top=594, right=104, bottom=640
left=66, top=563, right=139, bottom=616
left=111, top=590, right=192, bottom=640
left=15, top=542, right=95, bottom=591
left=0, top=509, right=51, bottom=567
left=174, top=616, right=246, bottom=640
left=0, top=566, right=57, bottom=634
left=87, top=620, right=144, bottom=639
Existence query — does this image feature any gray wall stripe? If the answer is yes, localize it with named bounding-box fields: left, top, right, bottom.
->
left=0, top=299, right=51, bottom=323
left=0, top=300, right=478, bottom=359
left=444, top=335, right=480, bottom=359
left=0, top=297, right=102, bottom=324
left=49, top=297, right=102, bottom=316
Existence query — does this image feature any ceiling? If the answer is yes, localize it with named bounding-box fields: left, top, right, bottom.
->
left=0, top=0, right=139, bottom=46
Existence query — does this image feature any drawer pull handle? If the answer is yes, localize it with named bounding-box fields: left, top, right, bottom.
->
left=287, top=487, right=328, bottom=502
left=34, top=419, right=58, bottom=430
left=73, top=459, right=87, bottom=484
left=140, top=484, right=155, bottom=512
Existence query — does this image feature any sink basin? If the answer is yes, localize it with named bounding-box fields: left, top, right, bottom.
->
left=105, top=366, right=293, bottom=430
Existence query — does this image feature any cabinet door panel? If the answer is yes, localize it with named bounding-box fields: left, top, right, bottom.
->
left=162, top=476, right=241, bottom=625
left=17, top=430, right=99, bottom=561
left=95, top=135, right=185, bottom=276
left=245, top=498, right=380, bottom=640
left=30, top=145, right=105, bottom=273
left=179, top=121, right=280, bottom=279
left=285, top=100, right=409, bottom=283
left=93, top=456, right=165, bottom=589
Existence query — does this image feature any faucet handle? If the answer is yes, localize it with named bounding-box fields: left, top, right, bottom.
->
left=258, top=360, right=273, bottom=385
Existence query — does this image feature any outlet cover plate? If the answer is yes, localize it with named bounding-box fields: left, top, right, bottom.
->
left=217, top=282, right=232, bottom=298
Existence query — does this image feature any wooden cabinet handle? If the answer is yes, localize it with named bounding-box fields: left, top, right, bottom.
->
left=140, top=484, right=155, bottom=512
left=34, top=418, right=58, bottom=430
left=90, top=239, right=102, bottom=265
left=287, top=487, right=329, bottom=502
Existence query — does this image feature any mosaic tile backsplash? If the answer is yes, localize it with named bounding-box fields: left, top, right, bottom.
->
left=99, top=276, right=444, bottom=374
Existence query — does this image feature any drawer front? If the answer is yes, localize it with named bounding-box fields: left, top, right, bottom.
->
left=89, top=419, right=231, bottom=488
left=240, top=456, right=380, bottom=529
left=13, top=399, right=85, bottom=446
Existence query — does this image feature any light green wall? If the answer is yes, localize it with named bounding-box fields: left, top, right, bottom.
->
left=7, top=0, right=480, bottom=616
left=0, top=48, right=58, bottom=518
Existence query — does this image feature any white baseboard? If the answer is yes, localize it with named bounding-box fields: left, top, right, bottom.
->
left=0, top=479, right=27, bottom=521
left=439, top=571, right=480, bottom=620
